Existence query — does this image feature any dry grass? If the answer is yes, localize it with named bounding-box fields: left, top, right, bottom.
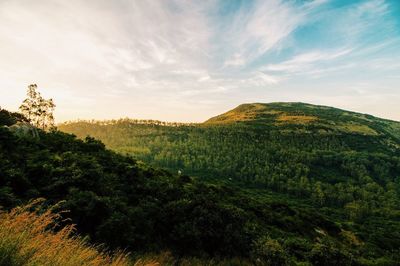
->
left=276, top=114, right=318, bottom=124
left=0, top=199, right=133, bottom=266
left=337, top=123, right=378, bottom=135
left=205, top=103, right=280, bottom=124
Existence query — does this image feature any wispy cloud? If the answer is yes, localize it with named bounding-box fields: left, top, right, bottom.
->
left=0, top=0, right=399, bottom=121
left=218, top=0, right=311, bottom=68
left=263, top=48, right=353, bottom=73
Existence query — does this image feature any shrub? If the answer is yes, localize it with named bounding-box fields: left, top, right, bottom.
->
left=251, top=236, right=290, bottom=266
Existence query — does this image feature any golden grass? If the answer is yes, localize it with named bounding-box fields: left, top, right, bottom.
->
left=337, top=123, right=378, bottom=135
left=206, top=103, right=280, bottom=124
left=276, top=114, right=318, bottom=124
left=0, top=199, right=133, bottom=266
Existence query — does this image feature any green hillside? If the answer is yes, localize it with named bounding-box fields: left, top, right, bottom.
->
left=4, top=107, right=395, bottom=265
left=205, top=102, right=399, bottom=139
left=59, top=102, right=400, bottom=264
left=59, top=102, right=400, bottom=200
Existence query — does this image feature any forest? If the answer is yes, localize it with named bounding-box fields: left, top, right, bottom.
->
left=60, top=103, right=400, bottom=220
left=1, top=101, right=400, bottom=265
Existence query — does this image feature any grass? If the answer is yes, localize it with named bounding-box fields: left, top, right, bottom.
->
left=276, top=114, right=318, bottom=124
left=337, top=123, right=378, bottom=135
left=0, top=199, right=136, bottom=266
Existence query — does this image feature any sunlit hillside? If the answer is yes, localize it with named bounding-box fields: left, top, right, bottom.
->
left=2, top=107, right=377, bottom=265
left=59, top=102, right=400, bottom=264
left=205, top=103, right=400, bottom=138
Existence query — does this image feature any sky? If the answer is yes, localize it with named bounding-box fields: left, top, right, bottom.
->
left=0, top=0, right=400, bottom=122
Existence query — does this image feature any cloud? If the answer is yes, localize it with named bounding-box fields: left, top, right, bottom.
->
left=264, top=48, right=353, bottom=73
left=0, top=0, right=216, bottom=119
left=245, top=72, right=281, bottom=86
left=220, top=0, right=309, bottom=67
left=223, top=53, right=246, bottom=67
left=0, top=0, right=399, bottom=122
left=1, top=0, right=308, bottom=112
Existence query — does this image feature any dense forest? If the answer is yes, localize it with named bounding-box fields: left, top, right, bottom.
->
left=60, top=103, right=400, bottom=217
left=59, top=103, right=400, bottom=265
left=2, top=102, right=400, bottom=265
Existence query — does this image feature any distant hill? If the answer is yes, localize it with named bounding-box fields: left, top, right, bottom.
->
left=4, top=107, right=392, bottom=265
left=58, top=103, right=400, bottom=264
left=60, top=102, right=400, bottom=158
left=205, top=102, right=400, bottom=139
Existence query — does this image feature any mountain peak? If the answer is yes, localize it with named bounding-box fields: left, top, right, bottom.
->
left=204, top=102, right=400, bottom=139
left=205, top=102, right=329, bottom=125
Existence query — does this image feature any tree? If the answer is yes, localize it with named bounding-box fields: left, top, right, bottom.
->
left=19, top=84, right=56, bottom=130
left=0, top=107, right=28, bottom=126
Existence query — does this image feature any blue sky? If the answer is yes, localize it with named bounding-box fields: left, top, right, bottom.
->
left=0, top=0, right=399, bottom=122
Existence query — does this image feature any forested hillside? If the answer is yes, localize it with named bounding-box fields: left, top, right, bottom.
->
left=60, top=103, right=400, bottom=215
left=3, top=107, right=395, bottom=265
left=58, top=102, right=400, bottom=264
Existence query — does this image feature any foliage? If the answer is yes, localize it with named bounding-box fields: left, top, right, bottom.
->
left=251, top=237, right=290, bottom=266
left=1, top=106, right=400, bottom=264
left=58, top=102, right=400, bottom=264
left=59, top=103, right=400, bottom=217
left=0, top=107, right=28, bottom=126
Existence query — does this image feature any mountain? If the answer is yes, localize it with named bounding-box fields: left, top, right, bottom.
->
left=205, top=102, right=400, bottom=140
left=3, top=107, right=388, bottom=265
left=58, top=102, right=400, bottom=263
left=59, top=102, right=400, bottom=173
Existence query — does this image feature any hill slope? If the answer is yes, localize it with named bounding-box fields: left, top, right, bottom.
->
left=59, top=102, right=400, bottom=201
left=59, top=103, right=400, bottom=261
left=206, top=102, right=400, bottom=139
left=3, top=107, right=389, bottom=265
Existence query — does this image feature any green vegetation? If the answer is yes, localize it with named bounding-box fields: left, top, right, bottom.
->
left=0, top=107, right=368, bottom=265
left=59, top=103, right=400, bottom=212
left=1, top=102, right=400, bottom=264
left=58, top=102, right=400, bottom=264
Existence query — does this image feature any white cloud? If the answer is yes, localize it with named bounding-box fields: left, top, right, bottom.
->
left=264, top=48, right=353, bottom=73
left=198, top=75, right=211, bottom=82
left=223, top=53, right=246, bottom=67
left=220, top=0, right=306, bottom=67
left=2, top=0, right=309, bottom=121
left=0, top=0, right=399, bottom=122
left=0, top=0, right=216, bottom=121
left=220, top=0, right=329, bottom=68
left=245, top=72, right=281, bottom=86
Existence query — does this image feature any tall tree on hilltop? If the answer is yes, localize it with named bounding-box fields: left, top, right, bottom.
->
left=19, top=84, right=56, bottom=130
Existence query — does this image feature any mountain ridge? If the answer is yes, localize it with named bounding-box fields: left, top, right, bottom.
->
left=4, top=106, right=389, bottom=265
left=55, top=103, right=400, bottom=263
left=205, top=102, right=399, bottom=124
left=203, top=102, right=400, bottom=143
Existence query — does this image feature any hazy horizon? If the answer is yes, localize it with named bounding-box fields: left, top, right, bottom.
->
left=54, top=101, right=400, bottom=124
left=1, top=0, right=400, bottom=122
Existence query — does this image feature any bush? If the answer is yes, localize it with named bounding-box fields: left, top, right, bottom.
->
left=251, top=236, right=290, bottom=266
left=308, top=239, right=353, bottom=266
